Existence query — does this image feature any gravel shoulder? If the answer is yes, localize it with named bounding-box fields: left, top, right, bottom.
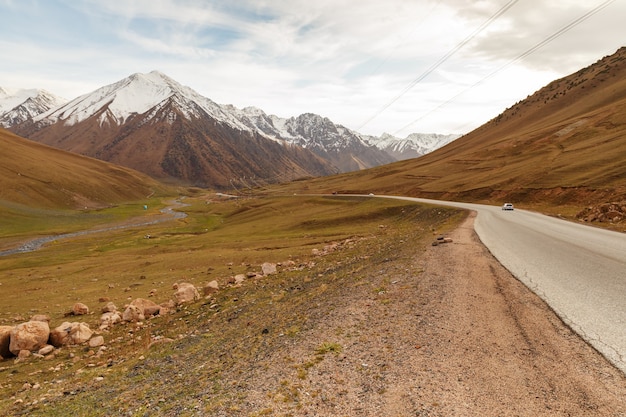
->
left=241, top=211, right=626, bottom=416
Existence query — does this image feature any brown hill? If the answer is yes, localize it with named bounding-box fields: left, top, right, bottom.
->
left=0, top=128, right=164, bottom=209
left=290, top=47, right=626, bottom=212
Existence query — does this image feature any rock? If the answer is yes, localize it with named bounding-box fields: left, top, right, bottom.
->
left=130, top=298, right=161, bottom=317
left=29, top=314, right=50, bottom=323
left=443, top=238, right=453, bottom=243
left=228, top=274, right=246, bottom=285
left=101, top=302, right=117, bottom=313
left=9, top=321, right=50, bottom=355
left=0, top=325, right=13, bottom=358
left=432, top=241, right=439, bottom=246
left=100, top=311, right=122, bottom=329
left=261, top=262, right=277, bottom=276
left=38, top=344, right=55, bottom=356
left=18, top=350, right=31, bottom=359
left=203, top=280, right=220, bottom=296
left=49, top=322, right=93, bottom=347
left=88, top=336, right=105, bottom=348
left=122, top=304, right=145, bottom=322
left=159, top=300, right=176, bottom=315
left=72, top=302, right=89, bottom=316
left=70, top=322, right=93, bottom=344
left=173, top=282, right=200, bottom=305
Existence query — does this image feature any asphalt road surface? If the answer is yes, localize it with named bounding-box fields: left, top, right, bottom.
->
left=381, top=195, right=626, bottom=375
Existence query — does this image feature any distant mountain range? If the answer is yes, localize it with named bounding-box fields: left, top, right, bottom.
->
left=3, top=72, right=459, bottom=188
left=0, top=88, right=66, bottom=128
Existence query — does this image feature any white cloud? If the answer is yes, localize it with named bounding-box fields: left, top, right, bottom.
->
left=1, top=0, right=624, bottom=136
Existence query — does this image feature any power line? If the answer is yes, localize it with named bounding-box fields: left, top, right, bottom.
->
left=356, top=0, right=519, bottom=131
left=394, top=0, right=617, bottom=136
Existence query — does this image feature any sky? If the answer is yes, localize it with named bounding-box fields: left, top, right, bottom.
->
left=1, top=0, right=624, bottom=137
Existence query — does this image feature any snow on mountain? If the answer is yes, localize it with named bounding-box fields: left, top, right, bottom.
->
left=370, top=132, right=462, bottom=160
left=34, top=71, right=252, bottom=132
left=8, top=70, right=455, bottom=175
left=224, top=108, right=396, bottom=171
left=0, top=87, right=66, bottom=127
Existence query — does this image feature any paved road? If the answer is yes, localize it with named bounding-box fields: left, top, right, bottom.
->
left=380, top=195, right=626, bottom=375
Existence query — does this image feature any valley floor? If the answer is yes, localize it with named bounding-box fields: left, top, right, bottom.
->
left=4, top=209, right=626, bottom=416
left=237, top=212, right=626, bottom=416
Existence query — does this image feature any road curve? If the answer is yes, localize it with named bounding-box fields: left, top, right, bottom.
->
left=379, top=195, right=626, bottom=375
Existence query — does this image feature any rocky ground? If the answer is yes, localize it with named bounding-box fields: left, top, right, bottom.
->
left=233, top=212, right=626, bottom=416
left=3, top=210, right=626, bottom=416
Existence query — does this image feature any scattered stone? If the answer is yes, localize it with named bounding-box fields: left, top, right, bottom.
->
left=49, top=322, right=93, bottom=347
left=101, top=302, right=117, bottom=313
left=433, top=236, right=453, bottom=246
left=577, top=201, right=626, bottom=223
left=38, top=344, right=55, bottom=356
left=9, top=321, right=50, bottom=355
left=159, top=300, right=176, bottom=315
left=261, top=262, right=277, bottom=276
left=72, top=303, right=90, bottom=316
left=100, top=311, right=122, bottom=329
left=203, top=280, right=220, bottom=296
left=29, top=314, right=50, bottom=323
left=88, top=336, right=105, bottom=348
left=122, top=304, right=145, bottom=323
left=173, top=282, right=200, bottom=305
left=130, top=298, right=161, bottom=317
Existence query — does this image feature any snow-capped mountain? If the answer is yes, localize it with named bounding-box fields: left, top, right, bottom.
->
left=370, top=132, right=462, bottom=160
left=12, top=71, right=335, bottom=188
left=8, top=70, right=459, bottom=186
left=226, top=107, right=395, bottom=171
left=0, top=87, right=66, bottom=127
left=32, top=71, right=250, bottom=131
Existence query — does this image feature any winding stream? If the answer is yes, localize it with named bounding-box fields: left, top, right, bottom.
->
left=0, top=202, right=188, bottom=257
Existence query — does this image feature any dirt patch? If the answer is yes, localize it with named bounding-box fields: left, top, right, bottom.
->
left=235, top=212, right=626, bottom=416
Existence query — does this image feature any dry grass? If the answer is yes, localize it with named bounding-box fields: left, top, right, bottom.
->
left=0, top=128, right=167, bottom=210
left=0, top=192, right=464, bottom=416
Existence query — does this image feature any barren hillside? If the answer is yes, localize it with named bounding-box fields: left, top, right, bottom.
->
left=285, top=47, right=626, bottom=217
left=0, top=128, right=164, bottom=209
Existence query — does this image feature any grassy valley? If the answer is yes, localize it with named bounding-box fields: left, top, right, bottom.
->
left=0, top=193, right=464, bottom=416
left=2, top=47, right=626, bottom=415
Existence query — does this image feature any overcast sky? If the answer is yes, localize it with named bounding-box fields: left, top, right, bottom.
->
left=1, top=0, right=624, bottom=136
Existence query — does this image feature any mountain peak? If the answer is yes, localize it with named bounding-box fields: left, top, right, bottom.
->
left=0, top=88, right=66, bottom=127
left=32, top=71, right=248, bottom=129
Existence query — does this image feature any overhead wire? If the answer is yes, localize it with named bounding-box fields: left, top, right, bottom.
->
left=356, top=0, right=519, bottom=131
left=393, top=0, right=617, bottom=136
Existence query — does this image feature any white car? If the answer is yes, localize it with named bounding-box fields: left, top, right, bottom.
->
left=502, top=203, right=514, bottom=211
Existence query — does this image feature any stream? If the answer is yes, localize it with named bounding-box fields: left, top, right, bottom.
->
left=0, top=202, right=188, bottom=257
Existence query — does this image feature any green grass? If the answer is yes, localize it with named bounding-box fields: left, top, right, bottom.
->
left=0, top=192, right=465, bottom=416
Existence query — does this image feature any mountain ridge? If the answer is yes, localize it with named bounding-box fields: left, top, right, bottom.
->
left=4, top=71, right=459, bottom=185
left=0, top=88, right=66, bottom=128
